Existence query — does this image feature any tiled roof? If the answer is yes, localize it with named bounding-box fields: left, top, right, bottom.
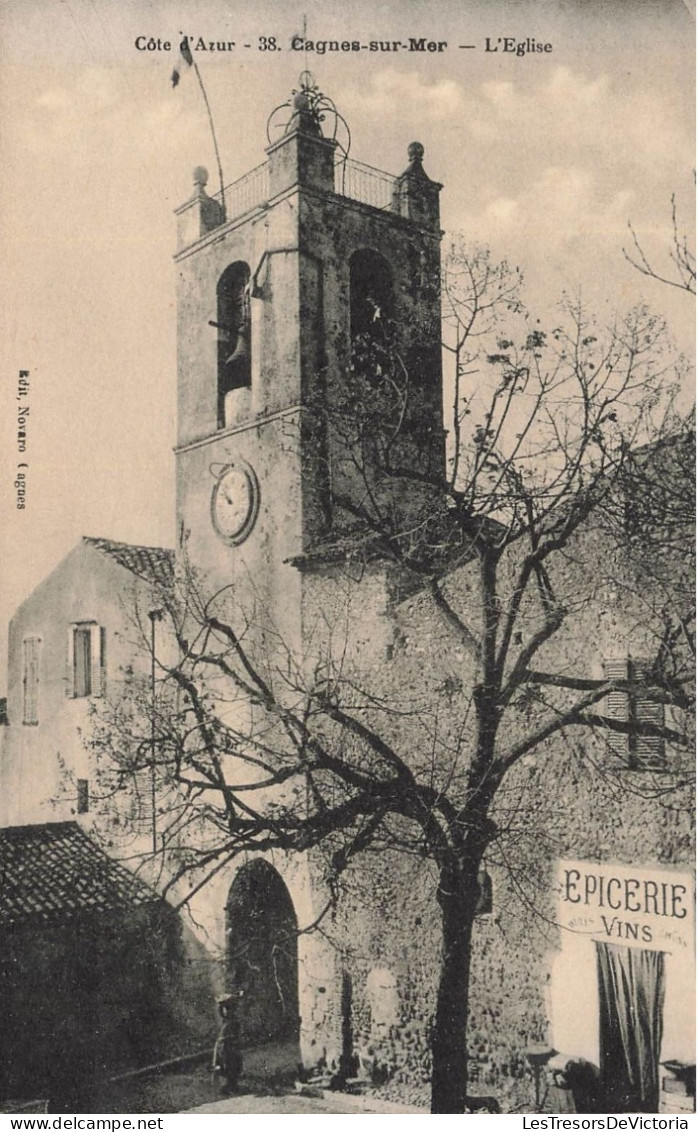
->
left=83, top=536, right=174, bottom=587
left=0, top=822, right=161, bottom=926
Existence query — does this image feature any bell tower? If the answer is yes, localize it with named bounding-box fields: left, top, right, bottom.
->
left=173, top=75, right=445, bottom=622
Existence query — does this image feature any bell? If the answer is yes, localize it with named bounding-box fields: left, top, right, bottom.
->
left=225, top=333, right=249, bottom=367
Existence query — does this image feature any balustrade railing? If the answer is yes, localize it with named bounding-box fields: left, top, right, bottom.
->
left=334, top=158, right=397, bottom=211
left=215, top=156, right=399, bottom=223
left=216, top=162, right=270, bottom=220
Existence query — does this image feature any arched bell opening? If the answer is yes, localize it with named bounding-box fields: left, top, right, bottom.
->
left=349, top=250, right=394, bottom=377
left=216, top=261, right=251, bottom=427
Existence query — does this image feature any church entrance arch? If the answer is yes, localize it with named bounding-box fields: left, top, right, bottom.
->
left=225, top=860, right=300, bottom=1046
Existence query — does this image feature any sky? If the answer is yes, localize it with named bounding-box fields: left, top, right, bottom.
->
left=0, top=0, right=694, bottom=688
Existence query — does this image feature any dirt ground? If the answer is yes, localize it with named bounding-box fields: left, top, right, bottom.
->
left=189, top=1092, right=427, bottom=1114
left=94, top=1040, right=300, bottom=1114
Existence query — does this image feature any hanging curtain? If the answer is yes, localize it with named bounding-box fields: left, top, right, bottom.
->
left=596, top=942, right=665, bottom=1112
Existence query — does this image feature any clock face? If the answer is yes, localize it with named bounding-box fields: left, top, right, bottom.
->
left=211, top=462, right=260, bottom=544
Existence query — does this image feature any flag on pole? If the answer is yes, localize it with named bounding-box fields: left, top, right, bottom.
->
left=171, top=37, right=194, bottom=87
left=168, top=33, right=226, bottom=216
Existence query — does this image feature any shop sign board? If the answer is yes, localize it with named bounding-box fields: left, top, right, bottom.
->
left=556, top=859, right=695, bottom=954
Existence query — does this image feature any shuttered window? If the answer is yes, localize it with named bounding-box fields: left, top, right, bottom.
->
left=602, top=658, right=629, bottom=757
left=74, top=627, right=92, bottom=696
left=22, top=637, right=41, bottom=725
left=602, top=658, right=667, bottom=770
left=67, top=623, right=106, bottom=698
left=629, top=660, right=666, bottom=771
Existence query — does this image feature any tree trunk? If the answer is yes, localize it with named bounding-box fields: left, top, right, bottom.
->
left=430, top=859, right=481, bottom=1114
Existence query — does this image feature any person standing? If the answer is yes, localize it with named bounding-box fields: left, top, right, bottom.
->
left=213, top=992, right=243, bottom=1095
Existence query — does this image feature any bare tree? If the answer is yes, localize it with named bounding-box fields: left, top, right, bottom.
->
left=89, top=252, right=694, bottom=1114
left=624, top=184, right=696, bottom=295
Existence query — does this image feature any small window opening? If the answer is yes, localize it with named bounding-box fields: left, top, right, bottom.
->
left=475, top=869, right=493, bottom=916
left=77, top=779, right=89, bottom=814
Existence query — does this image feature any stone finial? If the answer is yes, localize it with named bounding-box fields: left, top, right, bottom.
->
left=404, top=142, right=428, bottom=179
left=392, top=141, right=441, bottom=227
left=293, top=90, right=311, bottom=113
left=176, top=164, right=224, bottom=245
left=285, top=89, right=322, bottom=138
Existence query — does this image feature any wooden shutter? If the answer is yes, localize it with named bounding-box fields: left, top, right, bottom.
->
left=22, top=637, right=40, bottom=724
left=602, top=658, right=630, bottom=758
left=89, top=623, right=102, bottom=698
left=66, top=626, right=74, bottom=697
left=99, top=626, right=107, bottom=696
left=629, top=660, right=666, bottom=771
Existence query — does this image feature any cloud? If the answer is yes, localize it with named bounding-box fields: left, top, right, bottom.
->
left=344, top=70, right=466, bottom=122
left=483, top=196, right=519, bottom=227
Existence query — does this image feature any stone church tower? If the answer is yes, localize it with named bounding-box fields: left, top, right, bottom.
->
left=171, top=74, right=447, bottom=1067
left=173, top=78, right=444, bottom=641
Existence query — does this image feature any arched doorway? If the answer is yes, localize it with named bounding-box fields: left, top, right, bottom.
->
left=226, top=860, right=300, bottom=1046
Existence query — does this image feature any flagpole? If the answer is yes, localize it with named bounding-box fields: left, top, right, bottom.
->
left=192, top=60, right=227, bottom=219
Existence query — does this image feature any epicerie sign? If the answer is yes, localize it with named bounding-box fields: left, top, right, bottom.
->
left=556, top=859, right=694, bottom=954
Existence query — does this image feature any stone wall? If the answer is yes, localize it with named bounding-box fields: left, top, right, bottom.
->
left=292, top=510, right=694, bottom=1111
left=0, top=904, right=212, bottom=1105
